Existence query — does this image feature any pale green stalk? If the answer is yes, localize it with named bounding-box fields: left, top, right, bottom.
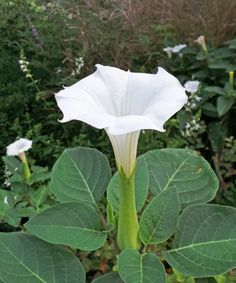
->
left=18, top=152, right=31, bottom=181
left=117, top=170, right=140, bottom=250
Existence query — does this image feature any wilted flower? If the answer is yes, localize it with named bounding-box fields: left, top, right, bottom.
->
left=163, top=47, right=172, bottom=58
left=7, top=138, right=32, bottom=157
left=171, top=44, right=187, bottom=53
left=55, top=64, right=187, bottom=177
left=184, top=80, right=200, bottom=93
left=195, top=35, right=207, bottom=53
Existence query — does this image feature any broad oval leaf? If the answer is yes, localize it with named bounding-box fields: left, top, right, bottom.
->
left=164, top=204, right=236, bottom=277
left=142, top=149, right=219, bottom=208
left=118, top=249, right=166, bottom=283
left=92, top=272, right=123, bottom=283
left=50, top=147, right=111, bottom=205
left=25, top=202, right=107, bottom=251
left=0, top=232, right=85, bottom=283
left=107, top=156, right=149, bottom=212
left=139, top=188, right=180, bottom=245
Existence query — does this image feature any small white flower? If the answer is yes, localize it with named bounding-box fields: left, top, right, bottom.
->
left=6, top=138, right=32, bottom=156
left=55, top=64, right=187, bottom=177
left=184, top=80, right=200, bottom=93
left=172, top=44, right=187, bottom=53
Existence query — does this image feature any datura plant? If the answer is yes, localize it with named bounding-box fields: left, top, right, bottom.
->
left=0, top=65, right=236, bottom=283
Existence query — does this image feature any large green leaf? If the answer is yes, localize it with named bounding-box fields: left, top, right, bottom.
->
left=0, top=232, right=85, bottom=283
left=50, top=147, right=111, bottom=205
left=142, top=149, right=218, bottom=208
left=139, top=188, right=180, bottom=245
left=118, top=249, right=166, bottom=283
left=164, top=204, right=236, bottom=277
left=107, top=156, right=149, bottom=212
left=92, top=272, right=123, bottom=283
left=25, top=202, right=107, bottom=251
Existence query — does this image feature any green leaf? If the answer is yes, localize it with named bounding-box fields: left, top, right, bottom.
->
left=139, top=188, right=180, bottom=245
left=107, top=156, right=149, bottom=212
left=30, top=185, right=49, bottom=209
left=142, top=149, right=218, bottom=208
left=92, top=272, right=123, bottom=283
left=208, top=121, right=228, bottom=153
left=202, top=103, right=218, bottom=117
left=2, top=156, right=22, bottom=175
left=30, top=166, right=50, bottom=183
left=0, top=190, right=21, bottom=227
left=50, top=147, right=111, bottom=205
left=118, top=249, right=166, bottom=283
left=217, top=96, right=234, bottom=116
left=25, top=202, right=107, bottom=251
left=204, top=86, right=225, bottom=96
left=208, top=60, right=235, bottom=71
left=0, top=232, right=85, bottom=283
left=164, top=204, right=236, bottom=277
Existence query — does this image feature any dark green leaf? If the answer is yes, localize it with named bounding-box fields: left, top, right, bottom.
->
left=118, top=249, right=166, bottom=283
left=25, top=202, right=107, bottom=251
left=142, top=149, right=218, bottom=208
left=0, top=232, right=85, bottom=283
left=139, top=188, right=180, bottom=245
left=164, top=204, right=236, bottom=277
left=208, top=121, right=228, bottom=153
left=217, top=96, right=234, bottom=116
left=30, top=185, right=49, bottom=209
left=92, top=272, right=123, bottom=283
left=50, top=147, right=111, bottom=205
left=30, top=166, right=50, bottom=183
left=204, top=86, right=225, bottom=96
left=208, top=60, right=235, bottom=71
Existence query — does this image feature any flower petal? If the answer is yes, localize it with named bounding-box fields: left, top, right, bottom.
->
left=108, top=131, right=140, bottom=177
left=55, top=65, right=187, bottom=135
left=7, top=138, right=32, bottom=156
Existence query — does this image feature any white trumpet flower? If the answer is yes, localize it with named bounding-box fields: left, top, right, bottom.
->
left=6, top=138, right=32, bottom=156
left=55, top=64, right=187, bottom=177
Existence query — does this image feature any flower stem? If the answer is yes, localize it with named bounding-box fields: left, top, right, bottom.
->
left=117, top=170, right=140, bottom=250
left=18, top=152, right=31, bottom=181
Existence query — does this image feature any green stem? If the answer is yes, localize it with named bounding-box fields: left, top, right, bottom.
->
left=117, top=170, right=140, bottom=250
left=22, top=159, right=31, bottom=182
left=19, top=152, right=31, bottom=182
